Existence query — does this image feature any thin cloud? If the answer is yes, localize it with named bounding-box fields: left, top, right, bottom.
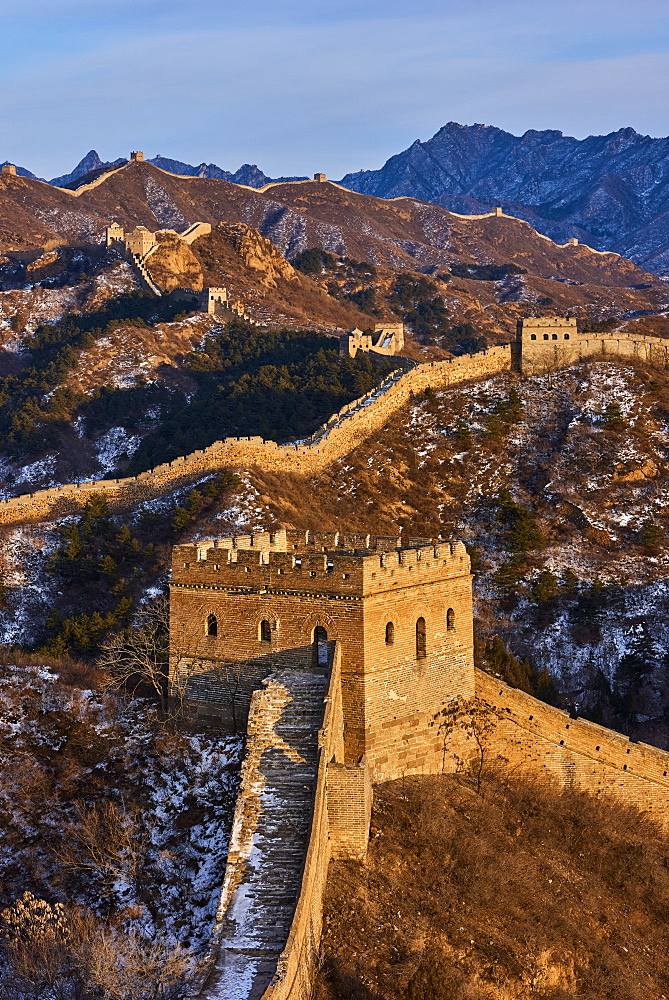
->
left=2, top=2, right=668, bottom=177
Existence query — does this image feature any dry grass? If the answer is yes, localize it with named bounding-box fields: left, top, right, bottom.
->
left=0, top=645, right=106, bottom=689
left=316, top=771, right=669, bottom=1000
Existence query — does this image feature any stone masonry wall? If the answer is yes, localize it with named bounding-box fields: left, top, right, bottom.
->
left=361, top=564, right=474, bottom=781
left=326, top=760, right=373, bottom=861
left=475, top=670, right=669, bottom=830
left=169, top=535, right=476, bottom=773
left=0, top=346, right=512, bottom=526
left=4, top=330, right=669, bottom=528
left=203, top=642, right=365, bottom=1000
left=519, top=324, right=669, bottom=376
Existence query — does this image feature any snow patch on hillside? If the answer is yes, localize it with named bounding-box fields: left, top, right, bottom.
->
left=94, top=427, right=142, bottom=474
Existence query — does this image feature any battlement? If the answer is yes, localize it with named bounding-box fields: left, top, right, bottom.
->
left=171, top=529, right=470, bottom=596
left=517, top=315, right=578, bottom=342
left=516, top=313, right=669, bottom=374
left=340, top=322, right=405, bottom=358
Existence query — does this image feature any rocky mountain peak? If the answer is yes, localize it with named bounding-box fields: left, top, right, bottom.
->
left=338, top=121, right=669, bottom=274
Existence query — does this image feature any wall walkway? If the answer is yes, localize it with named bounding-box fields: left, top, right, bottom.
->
left=0, top=346, right=511, bottom=526
left=194, top=643, right=360, bottom=1000
left=197, top=666, right=329, bottom=999
left=6, top=330, right=669, bottom=528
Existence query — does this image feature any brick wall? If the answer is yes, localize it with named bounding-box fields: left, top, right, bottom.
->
left=169, top=535, right=476, bottom=776
left=518, top=323, right=669, bottom=376
left=0, top=346, right=512, bottom=527
left=326, top=759, right=373, bottom=860
left=475, top=670, right=669, bottom=829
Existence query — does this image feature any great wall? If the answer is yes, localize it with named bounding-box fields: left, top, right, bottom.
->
left=167, top=528, right=669, bottom=1000
left=3, top=319, right=669, bottom=527
left=4, top=154, right=669, bottom=998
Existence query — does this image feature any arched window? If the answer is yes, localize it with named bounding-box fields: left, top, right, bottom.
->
left=206, top=613, right=218, bottom=637
left=416, top=617, right=426, bottom=659
left=530, top=334, right=537, bottom=341
left=543, top=334, right=549, bottom=340
left=313, top=625, right=328, bottom=666
left=385, top=621, right=394, bottom=645
left=564, top=334, right=570, bottom=340
left=260, top=619, right=272, bottom=643
left=447, top=608, right=455, bottom=631
left=552, top=333, right=558, bottom=340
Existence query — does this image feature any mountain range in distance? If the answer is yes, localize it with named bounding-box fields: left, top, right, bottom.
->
left=5, top=120, right=669, bottom=273
left=1, top=149, right=308, bottom=190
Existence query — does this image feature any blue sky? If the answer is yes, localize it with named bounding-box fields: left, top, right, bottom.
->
left=2, top=0, right=669, bottom=179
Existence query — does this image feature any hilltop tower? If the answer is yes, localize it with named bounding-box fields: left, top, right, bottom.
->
left=169, top=529, right=474, bottom=779
left=516, top=315, right=578, bottom=374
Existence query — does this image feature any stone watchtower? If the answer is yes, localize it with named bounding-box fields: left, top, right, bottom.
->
left=169, top=529, right=474, bottom=780
left=516, top=315, right=579, bottom=374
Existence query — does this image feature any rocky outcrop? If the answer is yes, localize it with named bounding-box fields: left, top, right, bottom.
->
left=145, top=231, right=204, bottom=292
left=220, top=223, right=297, bottom=287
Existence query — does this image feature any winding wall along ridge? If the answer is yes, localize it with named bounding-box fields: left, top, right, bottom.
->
left=5, top=332, right=669, bottom=527
left=0, top=347, right=511, bottom=525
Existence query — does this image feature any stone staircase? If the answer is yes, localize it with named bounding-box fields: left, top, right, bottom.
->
left=200, top=666, right=328, bottom=1000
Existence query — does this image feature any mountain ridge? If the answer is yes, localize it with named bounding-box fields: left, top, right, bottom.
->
left=8, top=121, right=669, bottom=272
left=338, top=121, right=669, bottom=275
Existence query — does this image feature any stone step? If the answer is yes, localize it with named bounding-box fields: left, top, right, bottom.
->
left=200, top=660, right=327, bottom=1000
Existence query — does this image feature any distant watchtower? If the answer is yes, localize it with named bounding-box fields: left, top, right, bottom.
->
left=169, top=529, right=474, bottom=780
left=130, top=151, right=145, bottom=162
left=313, top=172, right=327, bottom=182
left=516, top=315, right=578, bottom=374
left=1, top=164, right=17, bottom=176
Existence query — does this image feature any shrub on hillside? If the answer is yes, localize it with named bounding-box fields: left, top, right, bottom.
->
left=316, top=772, right=669, bottom=1000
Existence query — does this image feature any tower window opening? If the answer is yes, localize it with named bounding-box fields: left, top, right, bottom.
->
left=552, top=333, right=558, bottom=340
left=313, top=625, right=329, bottom=666
left=206, top=614, right=218, bottom=637
left=260, top=619, right=272, bottom=643
left=543, top=334, right=549, bottom=340
left=564, top=334, right=570, bottom=340
left=447, top=608, right=455, bottom=631
left=530, top=334, right=537, bottom=341
left=416, top=617, right=426, bottom=659
left=385, top=621, right=394, bottom=645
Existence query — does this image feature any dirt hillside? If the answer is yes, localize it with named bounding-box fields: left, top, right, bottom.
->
left=316, top=771, right=669, bottom=1000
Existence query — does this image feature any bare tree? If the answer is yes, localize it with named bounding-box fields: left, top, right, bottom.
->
left=0, top=897, right=188, bottom=1000
left=55, top=799, right=150, bottom=901
left=0, top=892, right=74, bottom=1000
left=69, top=912, right=189, bottom=1000
left=100, top=594, right=260, bottom=729
left=100, top=595, right=171, bottom=711
left=433, top=697, right=499, bottom=792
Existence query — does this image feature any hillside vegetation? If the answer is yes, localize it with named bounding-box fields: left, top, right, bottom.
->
left=250, top=356, right=669, bottom=744
left=316, top=771, right=669, bottom=1000
left=0, top=654, right=242, bottom=997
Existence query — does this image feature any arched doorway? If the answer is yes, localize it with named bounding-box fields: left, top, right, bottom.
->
left=313, top=625, right=329, bottom=667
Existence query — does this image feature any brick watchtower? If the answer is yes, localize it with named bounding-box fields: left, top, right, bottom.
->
left=169, top=529, right=474, bottom=780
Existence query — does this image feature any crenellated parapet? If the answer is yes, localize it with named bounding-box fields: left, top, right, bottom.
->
left=517, top=315, right=669, bottom=374
left=170, top=526, right=475, bottom=776
left=171, top=531, right=469, bottom=599
left=339, top=322, right=405, bottom=358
